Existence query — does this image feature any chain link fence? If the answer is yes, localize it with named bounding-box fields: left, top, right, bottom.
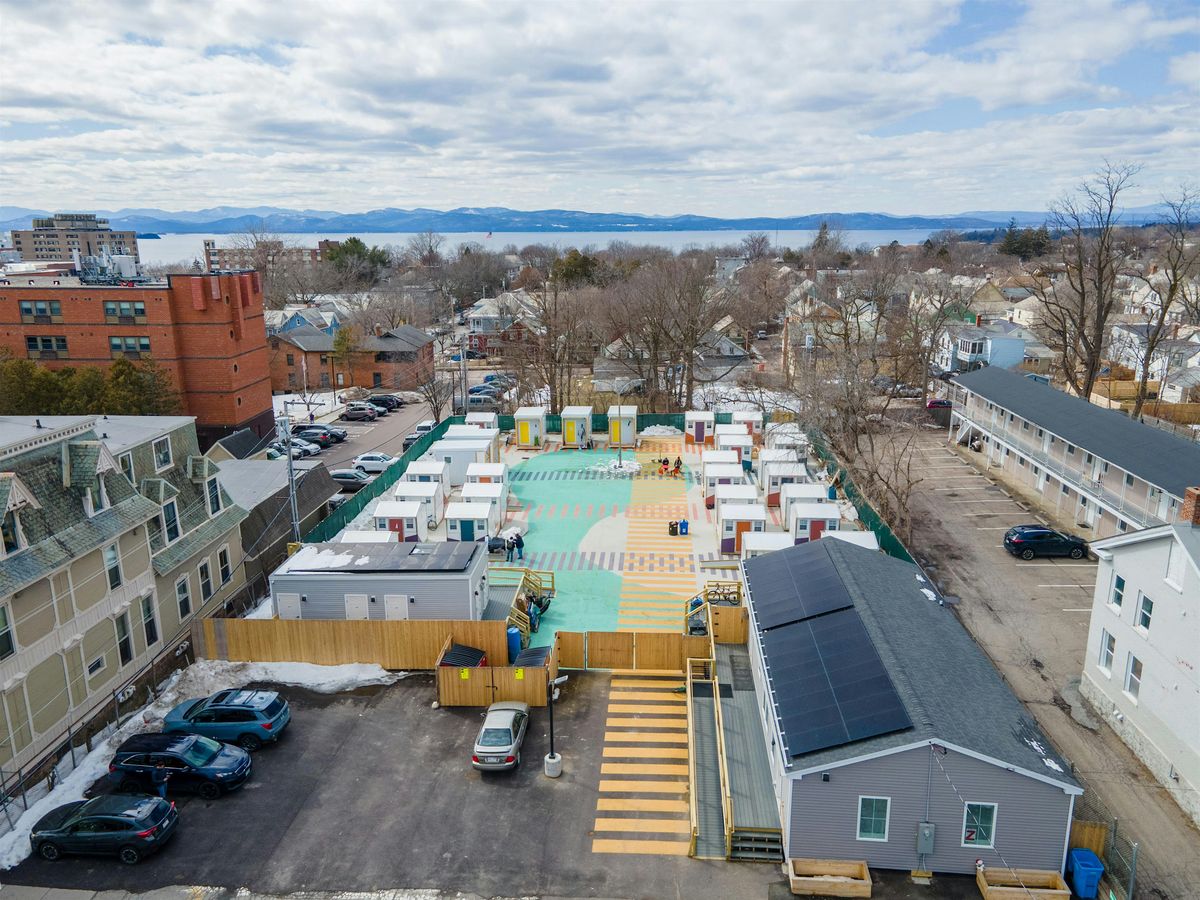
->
left=1072, top=778, right=1142, bottom=900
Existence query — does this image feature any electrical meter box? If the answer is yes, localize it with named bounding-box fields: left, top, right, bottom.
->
left=916, top=822, right=936, bottom=855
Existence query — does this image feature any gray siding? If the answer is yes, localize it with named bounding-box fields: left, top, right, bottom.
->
left=787, top=746, right=1072, bottom=874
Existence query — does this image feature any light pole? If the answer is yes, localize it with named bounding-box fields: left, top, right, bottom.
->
left=274, top=414, right=301, bottom=544
left=544, top=674, right=569, bottom=777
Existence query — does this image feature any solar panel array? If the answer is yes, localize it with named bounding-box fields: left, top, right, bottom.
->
left=745, top=542, right=913, bottom=758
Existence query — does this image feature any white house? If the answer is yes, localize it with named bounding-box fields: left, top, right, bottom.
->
left=1080, top=487, right=1200, bottom=826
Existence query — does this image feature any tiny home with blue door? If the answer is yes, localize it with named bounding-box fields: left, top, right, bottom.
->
left=446, top=501, right=497, bottom=542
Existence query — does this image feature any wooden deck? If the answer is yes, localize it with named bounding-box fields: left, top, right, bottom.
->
left=715, top=644, right=781, bottom=831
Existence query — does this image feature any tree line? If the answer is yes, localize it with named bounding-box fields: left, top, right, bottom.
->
left=0, top=355, right=181, bottom=417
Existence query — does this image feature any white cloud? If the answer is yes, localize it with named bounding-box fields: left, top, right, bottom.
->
left=0, top=0, right=1196, bottom=214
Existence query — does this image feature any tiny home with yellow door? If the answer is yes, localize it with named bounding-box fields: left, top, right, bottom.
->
left=560, top=405, right=592, bottom=449
left=607, top=404, right=637, bottom=448
left=514, top=406, right=547, bottom=449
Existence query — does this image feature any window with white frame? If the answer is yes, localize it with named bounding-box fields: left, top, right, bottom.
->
left=103, top=543, right=122, bottom=590
left=199, top=561, right=213, bottom=601
left=161, top=500, right=181, bottom=544
left=152, top=436, right=172, bottom=472
left=1098, top=630, right=1115, bottom=674
left=87, top=655, right=105, bottom=676
left=206, top=477, right=221, bottom=515
left=86, top=473, right=108, bottom=515
left=857, top=797, right=890, bottom=841
left=1110, top=575, right=1125, bottom=610
left=1136, top=593, right=1153, bottom=631
left=119, top=452, right=134, bottom=483
left=962, top=803, right=996, bottom=848
left=176, top=576, right=191, bottom=619
left=141, top=595, right=158, bottom=647
left=2, top=510, right=23, bottom=557
left=0, top=604, right=15, bottom=660
left=115, top=612, right=133, bottom=666
left=1124, top=653, right=1143, bottom=699
left=218, top=546, right=232, bottom=583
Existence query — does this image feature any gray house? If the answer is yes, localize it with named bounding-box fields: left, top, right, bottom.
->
left=268, top=541, right=488, bottom=621
left=742, top=539, right=1081, bottom=875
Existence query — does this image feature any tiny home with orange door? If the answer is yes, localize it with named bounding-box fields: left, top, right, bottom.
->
left=731, top=410, right=763, bottom=443
left=718, top=502, right=766, bottom=554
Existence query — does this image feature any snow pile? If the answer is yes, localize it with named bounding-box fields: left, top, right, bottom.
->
left=286, top=547, right=355, bottom=570
left=640, top=425, right=682, bottom=436
left=919, top=588, right=939, bottom=604
left=0, top=659, right=403, bottom=869
left=590, top=459, right=642, bottom=476
left=499, top=525, right=525, bottom=540
left=244, top=595, right=274, bottom=619
left=271, top=390, right=343, bottom=418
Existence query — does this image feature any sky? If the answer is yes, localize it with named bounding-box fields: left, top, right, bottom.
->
left=1, top=0, right=1197, bottom=217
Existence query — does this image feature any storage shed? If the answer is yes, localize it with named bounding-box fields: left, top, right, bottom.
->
left=780, top=483, right=831, bottom=523
left=560, top=405, right=593, bottom=449
left=718, top=502, right=767, bottom=553
left=371, top=500, right=429, bottom=542
left=514, top=406, right=547, bottom=448
left=731, top=410, right=763, bottom=442
left=444, top=425, right=501, bottom=462
left=716, top=431, right=753, bottom=467
left=446, top=501, right=498, bottom=542
left=460, top=481, right=508, bottom=516
left=704, top=463, right=746, bottom=508
left=270, top=541, right=489, bottom=621
left=789, top=502, right=842, bottom=543
left=401, top=460, right=450, bottom=497
left=466, top=462, right=507, bottom=486
left=701, top=448, right=740, bottom=469
left=740, top=532, right=795, bottom=560
left=607, top=405, right=637, bottom=448
left=685, top=410, right=715, bottom=445
left=740, top=539, right=1081, bottom=875
left=464, top=411, right=499, bottom=430
left=765, top=421, right=807, bottom=450
left=826, top=530, right=881, bottom=551
left=714, top=482, right=759, bottom=518
left=393, top=480, right=445, bottom=526
left=425, top=439, right=490, bottom=486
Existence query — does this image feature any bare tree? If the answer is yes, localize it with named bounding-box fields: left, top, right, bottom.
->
left=892, top=271, right=969, bottom=402
left=416, top=372, right=455, bottom=422
left=732, top=259, right=788, bottom=346
left=403, top=231, right=445, bottom=269
left=740, top=232, right=772, bottom=260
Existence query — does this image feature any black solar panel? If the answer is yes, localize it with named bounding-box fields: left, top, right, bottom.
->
left=761, top=607, right=911, bottom=757
left=745, top=542, right=854, bottom=630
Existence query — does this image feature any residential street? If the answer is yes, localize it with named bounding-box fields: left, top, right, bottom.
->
left=905, top=430, right=1200, bottom=900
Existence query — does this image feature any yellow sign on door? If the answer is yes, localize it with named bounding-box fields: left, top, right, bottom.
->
left=518, top=421, right=530, bottom=445
left=514, top=668, right=525, bottom=680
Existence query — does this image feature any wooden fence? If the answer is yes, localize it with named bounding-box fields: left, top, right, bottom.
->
left=435, top=634, right=561, bottom=708
left=710, top=605, right=748, bottom=644
left=555, top=630, right=711, bottom=671
left=1069, top=819, right=1109, bottom=858
left=194, top=617, right=509, bottom=670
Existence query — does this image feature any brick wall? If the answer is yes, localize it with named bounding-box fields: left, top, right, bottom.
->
left=268, top=338, right=433, bottom=393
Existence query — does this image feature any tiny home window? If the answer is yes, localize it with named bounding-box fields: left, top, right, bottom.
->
left=857, top=797, right=890, bottom=842
left=962, top=803, right=996, bottom=848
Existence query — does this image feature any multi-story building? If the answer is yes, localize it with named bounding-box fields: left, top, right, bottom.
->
left=203, top=239, right=340, bottom=273
left=0, top=415, right=247, bottom=772
left=951, top=367, right=1200, bottom=537
left=1080, top=487, right=1200, bottom=825
left=267, top=323, right=433, bottom=393
left=934, top=320, right=1052, bottom=374
left=10, top=214, right=139, bottom=263
left=0, top=273, right=273, bottom=447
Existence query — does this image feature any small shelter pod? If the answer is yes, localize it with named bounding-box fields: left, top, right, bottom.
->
left=393, top=480, right=445, bottom=526
left=704, top=463, right=747, bottom=509
left=607, top=405, right=637, bottom=448
left=444, top=425, right=501, bottom=462
left=466, top=462, right=507, bottom=486
left=765, top=421, right=806, bottom=450
left=401, top=460, right=451, bottom=499
left=716, top=432, right=753, bottom=468
left=445, top=501, right=497, bottom=542
left=372, top=500, right=428, bottom=542
left=701, top=449, right=739, bottom=469
left=425, top=439, right=490, bottom=486
left=731, top=410, right=763, bottom=443
left=714, top=482, right=759, bottom=520
left=718, top=502, right=767, bottom=554
left=764, top=462, right=809, bottom=507
left=465, top=411, right=499, bottom=429
left=514, top=406, right=547, bottom=448
left=756, top=447, right=806, bottom=486
left=827, top=530, right=880, bottom=551
left=740, top=531, right=795, bottom=561
left=789, top=502, right=842, bottom=544
left=685, top=410, right=715, bottom=446
left=461, top=480, right=508, bottom=516
left=780, top=482, right=830, bottom=523
left=560, top=405, right=593, bottom=449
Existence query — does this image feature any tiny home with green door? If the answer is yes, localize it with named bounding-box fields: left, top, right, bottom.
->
left=446, top=501, right=498, bottom=542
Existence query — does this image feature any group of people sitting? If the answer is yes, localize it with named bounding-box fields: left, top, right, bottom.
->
left=658, top=456, right=684, bottom=477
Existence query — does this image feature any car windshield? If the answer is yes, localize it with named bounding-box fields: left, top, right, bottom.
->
left=181, top=736, right=223, bottom=767
left=478, top=727, right=512, bottom=747
left=264, top=698, right=285, bottom=717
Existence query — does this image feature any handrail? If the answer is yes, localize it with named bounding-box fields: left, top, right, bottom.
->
left=709, top=630, right=735, bottom=857
left=685, top=657, right=701, bottom=857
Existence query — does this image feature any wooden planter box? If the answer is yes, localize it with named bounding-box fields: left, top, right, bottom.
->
left=787, top=858, right=872, bottom=897
left=976, top=867, right=1069, bottom=900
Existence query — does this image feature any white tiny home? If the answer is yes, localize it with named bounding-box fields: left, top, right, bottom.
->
left=393, top=480, right=445, bottom=526
left=740, top=531, right=795, bottom=560
left=716, top=432, right=753, bottom=467
left=560, top=405, right=593, bottom=449
left=607, top=405, right=637, bottom=448
left=338, top=530, right=396, bottom=543
left=827, top=530, right=880, bottom=551
left=780, top=482, right=830, bottom=522
left=765, top=421, right=807, bottom=450
left=685, top=410, right=715, bottom=446
left=372, top=500, right=429, bottom=542
left=701, top=449, right=739, bottom=469
left=718, top=503, right=767, bottom=554
left=731, top=410, right=763, bottom=442
left=756, top=447, right=806, bottom=486
left=764, top=462, right=809, bottom=507
left=445, top=501, right=497, bottom=542
left=514, top=406, right=547, bottom=448
left=444, top=425, right=501, bottom=462
left=789, top=502, right=842, bottom=543
left=466, top=462, right=507, bottom=486
left=401, top=460, right=450, bottom=498
left=714, top=483, right=759, bottom=519
left=465, top=411, right=499, bottom=429
left=425, top=439, right=490, bottom=486
left=703, top=463, right=746, bottom=508
left=461, top=481, right=508, bottom=516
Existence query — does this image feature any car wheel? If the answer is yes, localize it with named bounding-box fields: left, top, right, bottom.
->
left=38, top=841, right=62, bottom=861
left=1069, top=547, right=1085, bottom=560
left=515, top=751, right=521, bottom=767
left=197, top=782, right=221, bottom=801
left=1020, top=548, right=1036, bottom=560
left=118, top=845, right=141, bottom=865
left=238, top=733, right=263, bottom=751
left=340, top=414, right=350, bottom=421
left=356, top=466, right=367, bottom=473
left=118, top=778, right=141, bottom=793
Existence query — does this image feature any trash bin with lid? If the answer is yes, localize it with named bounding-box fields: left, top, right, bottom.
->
left=668, top=521, right=679, bottom=536
left=679, top=518, right=689, bottom=535
left=1067, top=848, right=1104, bottom=900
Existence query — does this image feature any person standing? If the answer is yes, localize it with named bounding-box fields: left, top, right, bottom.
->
left=308, top=411, right=315, bottom=425
left=505, top=537, right=515, bottom=563
left=514, top=532, right=525, bottom=561
left=151, top=762, right=170, bottom=799
left=673, top=456, right=682, bottom=478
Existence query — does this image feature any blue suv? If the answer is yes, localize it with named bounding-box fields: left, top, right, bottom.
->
left=108, top=733, right=251, bottom=800
left=163, top=689, right=291, bottom=751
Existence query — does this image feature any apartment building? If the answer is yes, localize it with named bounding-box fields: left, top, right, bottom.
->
left=203, top=239, right=340, bottom=273
left=0, top=415, right=247, bottom=771
left=1080, top=488, right=1200, bottom=825
left=951, top=367, right=1200, bottom=537
left=0, top=272, right=273, bottom=447
left=10, top=213, right=139, bottom=263
left=268, top=323, right=433, bottom=392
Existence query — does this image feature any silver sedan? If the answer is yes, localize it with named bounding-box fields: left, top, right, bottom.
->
left=471, top=701, right=530, bottom=771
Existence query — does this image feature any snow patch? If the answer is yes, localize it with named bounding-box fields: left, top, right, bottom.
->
left=1025, top=738, right=1047, bottom=755
left=1043, top=758, right=1064, bottom=773
left=915, top=573, right=926, bottom=584
left=640, top=425, right=682, bottom=436
left=244, top=595, right=274, bottom=619
left=590, top=459, right=642, bottom=476
left=354, top=556, right=372, bottom=566
left=285, top=547, right=355, bottom=571
left=919, top=588, right=939, bottom=603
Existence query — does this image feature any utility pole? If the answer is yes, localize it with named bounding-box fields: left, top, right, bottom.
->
left=276, top=413, right=301, bottom=543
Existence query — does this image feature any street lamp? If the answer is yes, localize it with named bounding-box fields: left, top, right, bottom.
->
left=544, top=674, right=569, bottom=778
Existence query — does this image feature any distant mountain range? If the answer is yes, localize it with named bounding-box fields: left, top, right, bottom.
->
left=0, top=204, right=1171, bottom=235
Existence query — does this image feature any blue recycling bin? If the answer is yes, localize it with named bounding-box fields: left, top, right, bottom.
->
left=679, top=519, right=689, bottom=535
left=506, top=626, right=522, bottom=663
left=1067, top=848, right=1104, bottom=900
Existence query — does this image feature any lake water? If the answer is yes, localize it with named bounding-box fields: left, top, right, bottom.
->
left=137, top=228, right=940, bottom=265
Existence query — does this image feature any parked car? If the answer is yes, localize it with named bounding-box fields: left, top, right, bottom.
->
left=414, top=419, right=436, bottom=435
left=471, top=701, right=530, bottom=771
left=1003, top=525, right=1089, bottom=560
left=937, top=371, right=958, bottom=383
left=483, top=373, right=514, bottom=386
left=291, top=428, right=332, bottom=448
left=368, top=394, right=405, bottom=409
left=330, top=468, right=373, bottom=491
left=268, top=441, right=308, bottom=459
left=350, top=401, right=388, bottom=417
left=340, top=405, right=377, bottom=422
left=290, top=437, right=323, bottom=455
left=292, top=424, right=347, bottom=443
left=451, top=349, right=487, bottom=361
left=401, top=433, right=422, bottom=452
left=163, top=689, right=291, bottom=751
left=108, top=733, right=252, bottom=800
left=756, top=329, right=768, bottom=340
left=30, top=795, right=178, bottom=865
left=926, top=398, right=952, bottom=409
left=352, top=452, right=395, bottom=474
left=468, top=384, right=501, bottom=396
left=894, top=383, right=924, bottom=399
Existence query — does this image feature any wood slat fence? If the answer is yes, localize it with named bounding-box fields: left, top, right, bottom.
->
left=555, top=630, right=711, bottom=671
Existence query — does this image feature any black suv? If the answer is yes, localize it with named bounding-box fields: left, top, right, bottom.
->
left=368, top=394, right=405, bottom=410
left=292, top=424, right=347, bottom=443
left=30, top=795, right=178, bottom=865
left=108, top=733, right=252, bottom=800
left=1004, top=525, right=1089, bottom=560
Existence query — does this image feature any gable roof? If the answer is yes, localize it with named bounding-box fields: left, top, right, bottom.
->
left=273, top=322, right=431, bottom=354
left=1091, top=521, right=1200, bottom=580
left=743, top=539, right=1079, bottom=792
left=955, top=366, right=1200, bottom=497
left=211, top=428, right=266, bottom=461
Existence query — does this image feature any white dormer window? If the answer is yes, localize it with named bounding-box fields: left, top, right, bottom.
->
left=206, top=477, right=222, bottom=515
left=153, top=436, right=172, bottom=472
left=119, top=452, right=134, bottom=483
left=1, top=510, right=23, bottom=558
left=161, top=500, right=181, bottom=544
left=86, top=474, right=109, bottom=516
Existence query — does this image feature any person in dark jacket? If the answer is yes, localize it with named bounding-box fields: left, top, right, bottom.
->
left=505, top=537, right=515, bottom=562
left=151, top=763, right=171, bottom=799
left=514, top=532, right=525, bottom=561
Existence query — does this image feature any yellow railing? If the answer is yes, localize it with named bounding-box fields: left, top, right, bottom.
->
left=703, top=579, right=742, bottom=606
left=685, top=657, right=703, bottom=857
left=711, top=660, right=735, bottom=857
left=488, top=565, right=556, bottom=595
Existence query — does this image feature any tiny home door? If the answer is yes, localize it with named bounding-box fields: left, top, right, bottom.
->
left=610, top=419, right=621, bottom=445
left=460, top=518, right=475, bottom=541
left=564, top=419, right=577, bottom=445
left=276, top=592, right=300, bottom=619
left=518, top=421, right=531, bottom=445
left=810, top=519, right=827, bottom=541
left=383, top=594, right=409, bottom=620
left=344, top=593, right=369, bottom=619
left=735, top=520, right=753, bottom=552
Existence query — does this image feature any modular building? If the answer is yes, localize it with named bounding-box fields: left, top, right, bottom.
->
left=444, top=425, right=501, bottom=462
left=740, top=532, right=795, bottom=560
left=780, top=483, right=832, bottom=523
left=789, top=502, right=842, bottom=543
left=608, top=405, right=637, bottom=448
left=402, top=460, right=450, bottom=497
left=764, top=462, right=809, bottom=507
left=372, top=500, right=429, bottom=542
left=731, top=410, right=763, bottom=442
left=704, top=463, right=747, bottom=508
left=393, top=480, right=445, bottom=526
left=461, top=481, right=508, bottom=516
left=464, top=411, right=499, bottom=429
left=714, top=482, right=759, bottom=518
left=466, top=462, right=507, bottom=486
left=826, top=530, right=881, bottom=551
left=685, top=410, right=715, bottom=445
left=701, top=448, right=740, bottom=469
left=446, top=501, right=499, bottom=542
left=269, top=541, right=489, bottom=621
left=765, top=422, right=807, bottom=452
left=718, top=502, right=767, bottom=553
left=716, top=432, right=753, bottom=468
left=560, top=405, right=593, bottom=449
left=424, top=439, right=490, bottom=486
left=514, top=406, right=547, bottom=448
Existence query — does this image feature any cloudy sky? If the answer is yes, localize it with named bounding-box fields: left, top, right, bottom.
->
left=1, top=0, right=1197, bottom=216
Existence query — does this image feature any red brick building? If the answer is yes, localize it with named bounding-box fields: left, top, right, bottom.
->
left=268, top=323, right=434, bottom=393
left=0, top=273, right=274, bottom=446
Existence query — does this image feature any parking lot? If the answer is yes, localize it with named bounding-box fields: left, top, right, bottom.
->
left=7, top=673, right=783, bottom=899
